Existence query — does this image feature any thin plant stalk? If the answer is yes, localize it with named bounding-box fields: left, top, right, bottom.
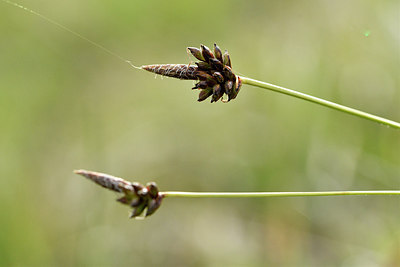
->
left=141, top=43, right=400, bottom=129
left=162, top=190, right=400, bottom=198
left=1, top=2, right=398, bottom=128
left=76, top=170, right=400, bottom=218
left=240, top=76, right=400, bottom=130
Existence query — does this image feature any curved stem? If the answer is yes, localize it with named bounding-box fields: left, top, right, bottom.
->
left=240, top=76, right=400, bottom=130
left=162, top=190, right=400, bottom=198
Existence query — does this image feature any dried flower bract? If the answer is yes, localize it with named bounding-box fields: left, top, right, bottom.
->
left=142, top=44, right=242, bottom=102
left=75, top=170, right=163, bottom=218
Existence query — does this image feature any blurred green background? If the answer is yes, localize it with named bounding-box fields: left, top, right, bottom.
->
left=1, top=0, right=399, bottom=265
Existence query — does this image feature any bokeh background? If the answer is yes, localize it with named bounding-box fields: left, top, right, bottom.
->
left=1, top=0, right=399, bottom=265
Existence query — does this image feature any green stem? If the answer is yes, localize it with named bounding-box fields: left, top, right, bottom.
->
left=162, top=190, right=400, bottom=198
left=239, top=76, right=400, bottom=130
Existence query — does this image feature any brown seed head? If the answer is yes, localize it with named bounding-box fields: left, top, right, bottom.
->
left=191, top=44, right=242, bottom=102
left=141, top=43, right=242, bottom=102
left=75, top=170, right=163, bottom=218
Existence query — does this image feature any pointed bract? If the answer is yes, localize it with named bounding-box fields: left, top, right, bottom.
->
left=222, top=65, right=235, bottom=81
left=147, top=182, right=159, bottom=199
left=196, top=61, right=212, bottom=70
left=187, top=47, right=205, bottom=61
left=196, top=72, right=217, bottom=86
left=117, top=196, right=129, bottom=204
left=224, top=80, right=233, bottom=95
left=129, top=197, right=143, bottom=207
left=213, top=72, right=224, bottom=83
left=201, top=44, right=215, bottom=63
left=211, top=84, right=224, bottom=103
left=229, top=77, right=242, bottom=100
left=209, top=58, right=224, bottom=71
left=198, top=87, right=213, bottom=102
left=130, top=202, right=147, bottom=218
left=193, top=80, right=208, bottom=89
left=214, top=44, right=223, bottom=62
left=146, top=196, right=163, bottom=216
left=223, top=50, right=231, bottom=67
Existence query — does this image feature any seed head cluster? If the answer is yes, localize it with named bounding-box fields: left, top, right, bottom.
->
left=191, top=44, right=242, bottom=102
left=142, top=44, right=242, bottom=102
left=75, top=170, right=163, bottom=218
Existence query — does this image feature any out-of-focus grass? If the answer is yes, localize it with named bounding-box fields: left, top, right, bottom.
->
left=0, top=0, right=399, bottom=265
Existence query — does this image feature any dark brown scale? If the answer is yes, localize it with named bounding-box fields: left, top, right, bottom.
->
left=212, top=72, right=224, bottom=83
left=146, top=196, right=163, bottom=216
left=187, top=47, right=205, bottom=61
left=209, top=58, right=224, bottom=71
left=214, top=44, right=223, bottom=62
left=198, top=87, right=213, bottom=102
left=201, top=45, right=215, bottom=63
left=223, top=51, right=231, bottom=67
left=224, top=80, right=233, bottom=94
left=195, top=61, right=212, bottom=70
left=211, top=84, right=224, bottom=103
left=141, top=64, right=198, bottom=80
left=193, top=80, right=208, bottom=89
left=196, top=71, right=214, bottom=82
left=228, top=77, right=242, bottom=101
left=222, top=65, right=235, bottom=81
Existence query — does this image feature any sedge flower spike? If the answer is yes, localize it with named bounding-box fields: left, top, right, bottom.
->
left=74, top=170, right=163, bottom=218
left=142, top=44, right=242, bottom=102
left=75, top=170, right=400, bottom=220
left=141, top=43, right=400, bottom=129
